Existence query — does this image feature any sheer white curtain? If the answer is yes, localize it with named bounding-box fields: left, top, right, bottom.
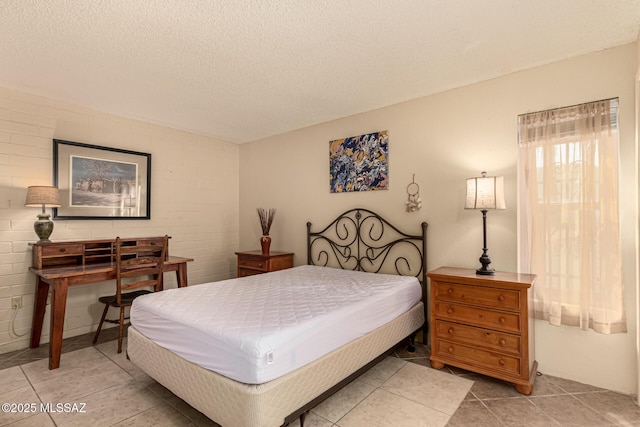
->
left=517, top=98, right=626, bottom=334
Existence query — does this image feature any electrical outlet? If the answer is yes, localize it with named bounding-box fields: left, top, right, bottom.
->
left=11, top=296, right=22, bottom=310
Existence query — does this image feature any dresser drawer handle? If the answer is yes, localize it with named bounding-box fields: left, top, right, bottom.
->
left=499, top=317, right=506, bottom=324
left=447, top=288, right=454, bottom=294
left=498, top=295, right=505, bottom=302
left=447, top=308, right=453, bottom=314
left=498, top=359, right=506, bottom=366
left=447, top=328, right=454, bottom=335
left=448, top=346, right=454, bottom=353
left=499, top=338, right=506, bottom=346
left=60, top=248, right=66, bottom=253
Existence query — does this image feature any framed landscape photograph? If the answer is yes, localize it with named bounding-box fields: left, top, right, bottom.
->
left=53, top=139, right=151, bottom=219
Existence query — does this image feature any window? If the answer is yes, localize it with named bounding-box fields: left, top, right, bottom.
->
left=517, top=98, right=626, bottom=334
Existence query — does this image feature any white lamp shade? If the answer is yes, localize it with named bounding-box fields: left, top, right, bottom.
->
left=25, top=186, right=61, bottom=207
left=465, top=174, right=505, bottom=210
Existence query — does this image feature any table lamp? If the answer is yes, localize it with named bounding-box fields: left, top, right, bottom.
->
left=465, top=172, right=505, bottom=275
left=25, top=186, right=61, bottom=242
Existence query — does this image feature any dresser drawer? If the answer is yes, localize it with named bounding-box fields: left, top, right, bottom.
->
left=41, top=243, right=84, bottom=257
left=434, top=301, right=521, bottom=333
left=434, top=281, right=520, bottom=311
left=237, top=257, right=267, bottom=271
left=434, top=320, right=521, bottom=355
left=433, top=338, right=521, bottom=376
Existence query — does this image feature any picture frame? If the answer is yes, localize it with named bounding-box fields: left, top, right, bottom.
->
left=53, top=139, right=151, bottom=219
left=329, top=130, right=389, bottom=193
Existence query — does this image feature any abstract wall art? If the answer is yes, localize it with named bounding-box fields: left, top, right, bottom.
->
left=329, top=130, right=389, bottom=193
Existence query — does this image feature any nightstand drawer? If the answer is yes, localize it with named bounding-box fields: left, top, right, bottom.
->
left=238, top=257, right=268, bottom=271
left=434, top=320, right=521, bottom=355
left=238, top=268, right=264, bottom=277
left=434, top=301, right=521, bottom=333
left=434, top=281, right=520, bottom=311
left=235, top=251, right=294, bottom=277
left=433, top=339, right=521, bottom=376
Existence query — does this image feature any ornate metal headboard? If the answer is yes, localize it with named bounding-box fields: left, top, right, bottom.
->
left=307, top=208, right=428, bottom=284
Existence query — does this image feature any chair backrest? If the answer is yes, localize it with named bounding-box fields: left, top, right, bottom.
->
left=115, top=235, right=169, bottom=303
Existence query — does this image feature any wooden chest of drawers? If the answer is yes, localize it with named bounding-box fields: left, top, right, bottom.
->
left=427, top=267, right=537, bottom=395
left=235, top=251, right=294, bottom=277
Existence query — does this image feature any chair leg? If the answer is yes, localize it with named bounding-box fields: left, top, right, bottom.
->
left=117, top=307, right=126, bottom=353
left=93, top=304, right=109, bottom=344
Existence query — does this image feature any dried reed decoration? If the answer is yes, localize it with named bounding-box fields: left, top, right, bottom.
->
left=257, top=208, right=276, bottom=235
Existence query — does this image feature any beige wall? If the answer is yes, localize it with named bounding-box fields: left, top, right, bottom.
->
left=0, top=87, right=240, bottom=353
left=239, top=43, right=639, bottom=394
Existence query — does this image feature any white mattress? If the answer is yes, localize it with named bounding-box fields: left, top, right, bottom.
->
left=130, top=265, right=421, bottom=384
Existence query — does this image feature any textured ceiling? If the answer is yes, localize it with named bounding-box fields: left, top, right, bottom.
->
left=1, top=1, right=639, bottom=143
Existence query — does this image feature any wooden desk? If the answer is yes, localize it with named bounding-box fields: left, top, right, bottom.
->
left=29, top=237, right=194, bottom=370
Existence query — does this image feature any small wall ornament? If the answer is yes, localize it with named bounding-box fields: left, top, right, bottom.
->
left=406, top=174, right=422, bottom=212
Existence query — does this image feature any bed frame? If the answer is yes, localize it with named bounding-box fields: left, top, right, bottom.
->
left=128, top=209, right=428, bottom=427
left=307, top=208, right=428, bottom=344
left=307, top=208, right=428, bottom=283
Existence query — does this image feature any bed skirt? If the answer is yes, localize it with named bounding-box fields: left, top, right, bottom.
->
left=127, top=301, right=424, bottom=427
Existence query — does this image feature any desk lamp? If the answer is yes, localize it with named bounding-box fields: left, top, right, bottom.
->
left=465, top=172, right=505, bottom=275
left=25, top=186, right=61, bottom=242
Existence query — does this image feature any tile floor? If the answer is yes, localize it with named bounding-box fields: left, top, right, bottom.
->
left=0, top=330, right=471, bottom=427
left=0, top=330, right=639, bottom=426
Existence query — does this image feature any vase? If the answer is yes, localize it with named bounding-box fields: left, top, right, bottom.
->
left=260, top=235, right=271, bottom=255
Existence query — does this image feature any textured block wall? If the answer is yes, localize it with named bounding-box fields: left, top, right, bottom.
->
left=0, top=87, right=239, bottom=353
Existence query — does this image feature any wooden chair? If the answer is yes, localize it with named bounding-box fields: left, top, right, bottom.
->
left=93, top=235, right=169, bottom=353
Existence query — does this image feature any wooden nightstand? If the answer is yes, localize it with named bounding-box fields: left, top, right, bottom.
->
left=427, top=267, right=537, bottom=395
left=235, top=251, right=294, bottom=277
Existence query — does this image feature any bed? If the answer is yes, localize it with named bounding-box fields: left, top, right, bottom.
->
left=127, top=208, right=428, bottom=427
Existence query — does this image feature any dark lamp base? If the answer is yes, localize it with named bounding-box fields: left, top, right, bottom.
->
left=476, top=247, right=495, bottom=275
left=476, top=267, right=496, bottom=275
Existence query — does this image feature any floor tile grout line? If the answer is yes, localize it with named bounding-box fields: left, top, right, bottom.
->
left=471, top=397, right=509, bottom=427
left=562, top=392, right=625, bottom=426
left=518, top=395, right=564, bottom=426
left=92, top=344, right=139, bottom=380
left=329, top=383, right=377, bottom=427
left=152, top=385, right=211, bottom=425
left=468, top=385, right=569, bottom=426
left=14, top=363, right=59, bottom=427
left=381, top=380, right=471, bottom=419
left=307, top=411, right=335, bottom=426
left=142, top=381, right=192, bottom=422
left=525, top=391, right=607, bottom=426
left=17, top=346, right=136, bottom=418
left=19, top=347, right=184, bottom=427
left=0, top=348, right=31, bottom=363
